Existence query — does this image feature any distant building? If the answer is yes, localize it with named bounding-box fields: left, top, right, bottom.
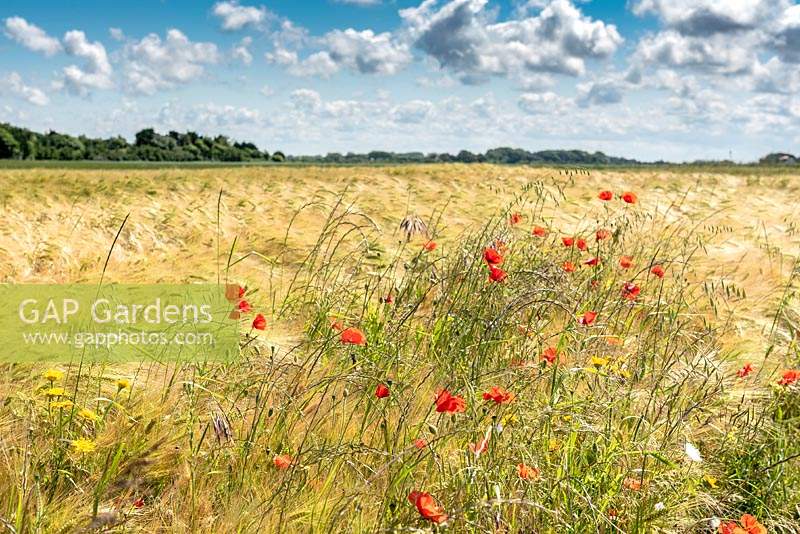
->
left=759, top=152, right=798, bottom=165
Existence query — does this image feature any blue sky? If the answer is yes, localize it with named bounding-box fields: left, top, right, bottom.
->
left=1, top=0, right=799, bottom=161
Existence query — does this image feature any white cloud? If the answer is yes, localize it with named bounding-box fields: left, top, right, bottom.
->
left=633, top=30, right=755, bottom=74
left=576, top=79, right=624, bottom=107
left=212, top=1, right=268, bottom=31
left=1, top=72, right=49, bottom=105
left=290, top=88, right=323, bottom=111
left=62, top=30, right=114, bottom=94
left=400, top=0, right=622, bottom=81
left=322, top=28, right=412, bottom=75
left=233, top=36, right=253, bottom=65
left=4, top=16, right=62, bottom=56
left=109, top=27, right=125, bottom=41
left=772, top=4, right=800, bottom=63
left=123, top=29, right=220, bottom=94
left=260, top=84, right=274, bottom=96
left=517, top=91, right=572, bottom=114
left=391, top=100, right=435, bottom=123
left=632, top=0, right=787, bottom=35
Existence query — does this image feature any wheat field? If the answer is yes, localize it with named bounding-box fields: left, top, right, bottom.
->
left=0, top=164, right=799, bottom=533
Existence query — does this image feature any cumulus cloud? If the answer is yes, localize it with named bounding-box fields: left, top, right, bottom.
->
left=212, top=1, right=268, bottom=31
left=576, top=79, right=624, bottom=107
left=323, top=29, right=412, bottom=75
left=772, top=4, right=800, bottom=63
left=233, top=37, right=253, bottom=65
left=268, top=28, right=411, bottom=77
left=517, top=91, right=572, bottom=114
left=61, top=30, right=114, bottom=94
left=123, top=29, right=220, bottom=94
left=391, top=100, right=435, bottom=123
left=632, top=0, right=787, bottom=35
left=1, top=72, right=49, bottom=105
left=4, top=16, right=62, bottom=56
left=633, top=30, right=755, bottom=74
left=400, top=0, right=622, bottom=81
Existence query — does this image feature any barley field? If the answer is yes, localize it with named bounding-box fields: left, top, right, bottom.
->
left=0, top=164, right=799, bottom=533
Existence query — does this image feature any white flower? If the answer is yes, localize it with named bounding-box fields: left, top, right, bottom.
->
left=685, top=441, right=703, bottom=463
left=710, top=517, right=721, bottom=529
left=654, top=502, right=665, bottom=511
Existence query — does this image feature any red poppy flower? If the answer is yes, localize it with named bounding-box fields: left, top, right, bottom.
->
left=719, top=521, right=739, bottom=534
left=484, top=247, right=504, bottom=266
left=532, top=225, right=547, bottom=237
left=623, top=477, right=642, bottom=491
left=622, top=282, right=640, bottom=301
left=596, top=229, right=611, bottom=241
left=238, top=285, right=246, bottom=298
left=598, top=190, right=613, bottom=201
left=340, top=327, right=367, bottom=345
left=541, top=347, right=558, bottom=364
left=517, top=463, right=540, bottom=480
left=413, top=438, right=427, bottom=449
left=408, top=491, right=448, bottom=524
left=621, top=192, right=638, bottom=204
left=510, top=212, right=523, bottom=225
left=740, top=514, right=767, bottom=534
left=133, top=497, right=145, bottom=509
left=435, top=389, right=466, bottom=413
left=578, top=311, right=597, bottom=325
left=651, top=265, right=665, bottom=278
left=482, top=386, right=515, bottom=404
left=584, top=257, right=600, bottom=266
left=562, top=236, right=574, bottom=247
left=252, top=313, right=267, bottom=330
left=273, top=454, right=294, bottom=469
left=423, top=241, right=437, bottom=252
left=380, top=293, right=394, bottom=304
left=576, top=238, right=588, bottom=251
left=778, top=369, right=799, bottom=386
left=737, top=363, right=754, bottom=378
left=488, top=265, right=507, bottom=282
left=238, top=300, right=252, bottom=313
left=469, top=437, right=489, bottom=456
left=562, top=261, right=576, bottom=273
left=375, top=383, right=390, bottom=398
left=330, top=319, right=344, bottom=331
left=619, top=256, right=634, bottom=269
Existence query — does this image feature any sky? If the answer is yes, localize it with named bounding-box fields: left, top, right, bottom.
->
left=1, top=0, right=799, bottom=162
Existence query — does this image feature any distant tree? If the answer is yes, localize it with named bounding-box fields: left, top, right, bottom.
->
left=0, top=127, right=21, bottom=159
left=271, top=151, right=286, bottom=162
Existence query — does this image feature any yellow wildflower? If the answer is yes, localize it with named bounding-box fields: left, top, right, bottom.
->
left=77, top=408, right=99, bottom=421
left=702, top=474, right=718, bottom=488
left=116, top=378, right=131, bottom=391
left=50, top=400, right=74, bottom=410
left=43, top=369, right=64, bottom=382
left=45, top=387, right=65, bottom=397
left=71, top=437, right=96, bottom=454
left=591, top=356, right=609, bottom=367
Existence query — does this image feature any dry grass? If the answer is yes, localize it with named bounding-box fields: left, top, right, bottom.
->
left=0, top=164, right=798, bottom=533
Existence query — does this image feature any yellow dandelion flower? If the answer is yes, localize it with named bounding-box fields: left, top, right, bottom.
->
left=77, top=408, right=99, bottom=421
left=548, top=438, right=561, bottom=451
left=702, top=474, right=718, bottom=488
left=116, top=378, right=131, bottom=391
left=591, top=356, right=609, bottom=367
left=50, top=400, right=74, bottom=410
left=71, top=437, right=96, bottom=454
left=45, top=387, right=65, bottom=397
left=43, top=369, right=64, bottom=382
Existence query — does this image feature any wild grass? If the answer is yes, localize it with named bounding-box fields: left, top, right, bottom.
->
left=0, top=165, right=798, bottom=533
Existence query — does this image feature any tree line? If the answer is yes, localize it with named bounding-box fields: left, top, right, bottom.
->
left=1, top=122, right=787, bottom=166
left=0, top=123, right=283, bottom=162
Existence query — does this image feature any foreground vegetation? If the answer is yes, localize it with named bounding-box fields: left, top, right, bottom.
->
left=0, top=165, right=798, bottom=532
